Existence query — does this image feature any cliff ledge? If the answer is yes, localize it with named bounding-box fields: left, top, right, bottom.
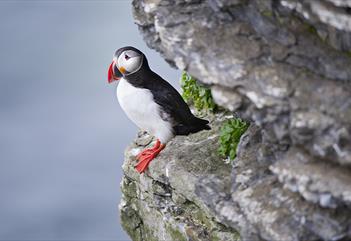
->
left=120, top=0, right=351, bottom=240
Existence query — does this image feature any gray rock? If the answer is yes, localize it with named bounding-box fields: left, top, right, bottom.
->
left=120, top=113, right=241, bottom=241
left=211, top=86, right=242, bottom=111
left=270, top=148, right=351, bottom=208
left=132, top=0, right=351, bottom=165
left=120, top=123, right=351, bottom=241
left=119, top=0, right=351, bottom=240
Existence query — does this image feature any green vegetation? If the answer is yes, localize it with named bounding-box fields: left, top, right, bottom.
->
left=218, top=118, right=249, bottom=161
left=180, top=72, right=248, bottom=162
left=180, top=72, right=216, bottom=112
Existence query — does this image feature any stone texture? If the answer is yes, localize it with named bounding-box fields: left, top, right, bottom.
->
left=132, top=0, right=351, bottom=166
left=120, top=113, right=241, bottom=241
left=120, top=122, right=351, bottom=241
left=270, top=148, right=351, bottom=208
left=119, top=0, right=351, bottom=240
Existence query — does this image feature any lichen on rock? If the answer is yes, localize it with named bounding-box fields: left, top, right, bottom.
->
left=119, top=0, right=351, bottom=240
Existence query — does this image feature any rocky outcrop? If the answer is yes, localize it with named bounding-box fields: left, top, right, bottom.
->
left=120, top=0, right=351, bottom=240
left=120, top=113, right=240, bottom=241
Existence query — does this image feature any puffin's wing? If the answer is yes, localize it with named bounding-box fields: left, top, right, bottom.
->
left=146, top=72, right=210, bottom=134
left=147, top=72, right=193, bottom=123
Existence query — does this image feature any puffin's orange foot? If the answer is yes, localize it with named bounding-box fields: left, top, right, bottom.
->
left=135, top=140, right=165, bottom=173
left=136, top=139, right=161, bottom=159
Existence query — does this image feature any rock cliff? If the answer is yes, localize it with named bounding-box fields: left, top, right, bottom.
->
left=120, top=1, right=351, bottom=240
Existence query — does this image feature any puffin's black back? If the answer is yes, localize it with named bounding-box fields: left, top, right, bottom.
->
left=124, top=56, right=210, bottom=135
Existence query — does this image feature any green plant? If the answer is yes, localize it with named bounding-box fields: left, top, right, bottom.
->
left=180, top=72, right=216, bottom=112
left=218, top=118, right=249, bottom=161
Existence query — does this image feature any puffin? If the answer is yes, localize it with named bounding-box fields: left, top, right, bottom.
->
left=107, top=46, right=210, bottom=173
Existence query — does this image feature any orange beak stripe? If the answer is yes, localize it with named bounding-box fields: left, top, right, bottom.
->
left=119, top=66, right=126, bottom=74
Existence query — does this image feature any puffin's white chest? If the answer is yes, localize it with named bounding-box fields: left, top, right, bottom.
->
left=116, top=78, right=173, bottom=143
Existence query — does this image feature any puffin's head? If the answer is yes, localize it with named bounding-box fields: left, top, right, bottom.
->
left=107, top=46, right=144, bottom=83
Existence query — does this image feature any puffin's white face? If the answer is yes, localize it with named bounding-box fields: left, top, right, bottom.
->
left=115, top=50, right=143, bottom=75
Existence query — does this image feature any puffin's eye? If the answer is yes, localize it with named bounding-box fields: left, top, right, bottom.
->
left=125, top=54, right=130, bottom=60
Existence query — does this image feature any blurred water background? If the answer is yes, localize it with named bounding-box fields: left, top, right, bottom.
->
left=0, top=1, right=180, bottom=240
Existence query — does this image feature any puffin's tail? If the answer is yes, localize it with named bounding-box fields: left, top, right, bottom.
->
left=174, top=117, right=210, bottom=135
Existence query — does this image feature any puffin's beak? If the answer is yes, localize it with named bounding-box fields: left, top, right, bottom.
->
left=119, top=66, right=126, bottom=74
left=108, top=62, right=121, bottom=83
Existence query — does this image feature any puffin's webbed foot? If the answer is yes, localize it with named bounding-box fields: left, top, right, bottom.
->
left=136, top=139, right=161, bottom=159
left=135, top=139, right=165, bottom=173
